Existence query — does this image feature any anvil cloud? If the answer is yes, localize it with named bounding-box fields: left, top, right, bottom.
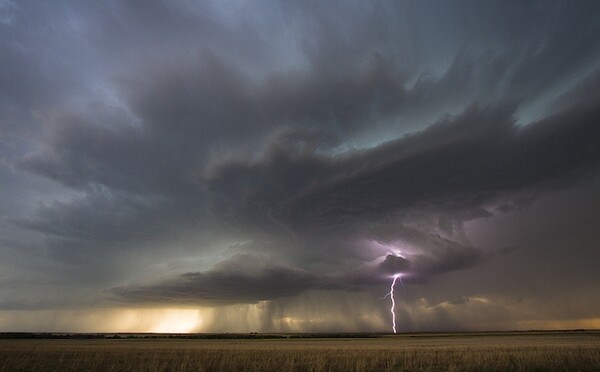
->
left=1, top=0, right=600, bottom=332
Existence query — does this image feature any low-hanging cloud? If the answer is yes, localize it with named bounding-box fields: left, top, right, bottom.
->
left=111, top=234, right=483, bottom=305
left=111, top=254, right=330, bottom=305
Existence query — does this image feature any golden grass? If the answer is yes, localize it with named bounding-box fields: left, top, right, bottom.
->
left=1, top=332, right=599, bottom=371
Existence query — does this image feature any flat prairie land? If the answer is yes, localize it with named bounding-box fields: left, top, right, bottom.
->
left=1, top=331, right=600, bottom=371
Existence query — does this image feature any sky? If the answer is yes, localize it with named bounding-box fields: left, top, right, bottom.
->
left=1, top=0, right=600, bottom=333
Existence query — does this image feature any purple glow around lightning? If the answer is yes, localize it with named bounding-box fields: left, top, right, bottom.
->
left=389, top=274, right=401, bottom=334
left=369, top=241, right=409, bottom=333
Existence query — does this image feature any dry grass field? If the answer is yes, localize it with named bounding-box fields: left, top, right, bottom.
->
left=1, top=332, right=599, bottom=371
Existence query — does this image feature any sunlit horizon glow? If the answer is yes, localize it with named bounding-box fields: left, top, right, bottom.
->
left=150, top=309, right=201, bottom=333
left=2, top=302, right=600, bottom=333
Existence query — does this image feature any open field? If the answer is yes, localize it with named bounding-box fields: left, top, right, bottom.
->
left=1, top=331, right=599, bottom=371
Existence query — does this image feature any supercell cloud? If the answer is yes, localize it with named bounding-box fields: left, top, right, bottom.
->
left=1, top=0, right=600, bottom=332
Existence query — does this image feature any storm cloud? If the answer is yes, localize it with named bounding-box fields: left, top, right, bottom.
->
left=1, top=0, right=600, bottom=332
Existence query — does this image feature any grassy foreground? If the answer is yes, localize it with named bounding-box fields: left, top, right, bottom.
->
left=1, top=332, right=599, bottom=371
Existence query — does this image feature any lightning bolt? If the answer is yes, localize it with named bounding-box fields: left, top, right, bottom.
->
left=389, top=274, right=400, bottom=334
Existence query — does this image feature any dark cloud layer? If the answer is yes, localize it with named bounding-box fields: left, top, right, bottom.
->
left=380, top=255, right=411, bottom=274
left=111, top=254, right=327, bottom=305
left=207, top=100, right=600, bottom=234
left=1, top=0, right=600, bottom=331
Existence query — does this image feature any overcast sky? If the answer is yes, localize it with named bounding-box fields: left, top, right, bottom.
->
left=1, top=0, right=600, bottom=333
